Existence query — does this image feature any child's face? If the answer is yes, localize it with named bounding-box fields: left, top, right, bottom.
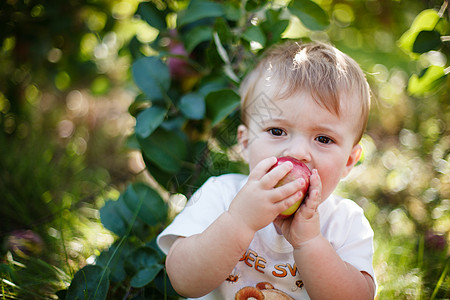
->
left=238, top=90, right=363, bottom=202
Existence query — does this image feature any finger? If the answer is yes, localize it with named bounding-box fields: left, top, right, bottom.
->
left=276, top=189, right=304, bottom=212
left=298, top=170, right=321, bottom=219
left=307, top=169, right=322, bottom=209
left=260, top=161, right=293, bottom=188
left=309, top=169, right=322, bottom=193
left=248, top=156, right=278, bottom=180
left=271, top=178, right=306, bottom=203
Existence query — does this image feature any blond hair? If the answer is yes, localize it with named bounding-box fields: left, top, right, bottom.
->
left=239, top=41, right=370, bottom=144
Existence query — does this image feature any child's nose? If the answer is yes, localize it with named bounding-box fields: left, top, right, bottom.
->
left=283, top=138, right=312, bottom=163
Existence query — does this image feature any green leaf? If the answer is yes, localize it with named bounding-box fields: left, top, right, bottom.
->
left=144, top=158, right=174, bottom=189
left=132, top=56, right=170, bottom=101
left=99, top=192, right=149, bottom=240
left=198, top=80, right=228, bottom=96
left=242, top=25, right=266, bottom=47
left=214, top=18, right=232, bottom=45
left=100, top=195, right=134, bottom=237
left=412, top=30, right=442, bottom=54
left=205, top=89, right=241, bottom=126
left=146, top=238, right=166, bottom=261
left=288, top=0, right=329, bottom=31
left=184, top=26, right=213, bottom=53
left=408, top=65, right=447, bottom=96
left=128, top=35, right=143, bottom=60
left=130, top=265, right=164, bottom=288
left=137, top=2, right=167, bottom=31
left=122, top=183, right=167, bottom=227
left=223, top=2, right=241, bottom=22
left=135, top=105, right=168, bottom=139
left=66, top=265, right=109, bottom=300
left=138, top=127, right=188, bottom=173
left=179, top=92, right=205, bottom=120
left=177, top=0, right=224, bottom=28
left=262, top=9, right=290, bottom=46
left=96, top=241, right=136, bottom=283
left=246, top=0, right=269, bottom=12
left=398, top=9, right=440, bottom=55
left=126, top=246, right=161, bottom=274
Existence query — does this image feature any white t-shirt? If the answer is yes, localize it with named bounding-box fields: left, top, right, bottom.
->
left=157, top=174, right=375, bottom=299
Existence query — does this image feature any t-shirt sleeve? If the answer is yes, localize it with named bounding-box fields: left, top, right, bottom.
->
left=156, top=176, right=238, bottom=254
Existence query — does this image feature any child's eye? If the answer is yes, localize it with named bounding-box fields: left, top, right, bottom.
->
left=268, top=128, right=286, bottom=136
left=315, top=136, right=334, bottom=144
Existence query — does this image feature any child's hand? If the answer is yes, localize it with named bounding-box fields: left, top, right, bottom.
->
left=274, top=169, right=322, bottom=247
left=228, top=157, right=306, bottom=233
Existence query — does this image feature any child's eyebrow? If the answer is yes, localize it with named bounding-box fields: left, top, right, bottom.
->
left=259, top=116, right=289, bottom=124
left=311, top=124, right=344, bottom=138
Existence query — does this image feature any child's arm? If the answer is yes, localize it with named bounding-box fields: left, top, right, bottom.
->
left=165, top=157, right=306, bottom=297
left=275, top=170, right=375, bottom=299
left=293, top=236, right=375, bottom=299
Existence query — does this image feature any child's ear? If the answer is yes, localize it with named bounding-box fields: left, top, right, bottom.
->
left=237, top=124, right=249, bottom=162
left=341, top=143, right=362, bottom=178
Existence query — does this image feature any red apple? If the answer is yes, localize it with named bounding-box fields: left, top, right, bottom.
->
left=269, top=157, right=311, bottom=218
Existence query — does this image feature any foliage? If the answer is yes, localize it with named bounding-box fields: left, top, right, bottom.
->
left=63, top=0, right=450, bottom=299
left=62, top=0, right=335, bottom=298
left=0, top=0, right=133, bottom=298
left=1, top=0, right=449, bottom=299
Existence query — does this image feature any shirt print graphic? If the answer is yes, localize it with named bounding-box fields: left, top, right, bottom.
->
left=226, top=248, right=305, bottom=299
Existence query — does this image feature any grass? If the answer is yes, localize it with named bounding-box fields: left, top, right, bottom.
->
left=372, top=220, right=449, bottom=299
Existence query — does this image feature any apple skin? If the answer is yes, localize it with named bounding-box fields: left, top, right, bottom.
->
left=269, top=157, right=311, bottom=218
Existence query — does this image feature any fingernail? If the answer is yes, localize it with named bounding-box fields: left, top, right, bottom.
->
left=285, top=161, right=293, bottom=169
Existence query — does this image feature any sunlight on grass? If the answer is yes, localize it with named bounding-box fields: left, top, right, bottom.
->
left=371, top=210, right=449, bottom=299
left=374, top=233, right=422, bottom=298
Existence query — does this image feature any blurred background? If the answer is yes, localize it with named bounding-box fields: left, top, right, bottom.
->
left=0, top=0, right=448, bottom=299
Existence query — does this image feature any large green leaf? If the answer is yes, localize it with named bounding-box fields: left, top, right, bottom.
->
left=138, top=127, right=188, bottom=173
left=100, top=194, right=134, bottom=237
left=408, top=65, right=447, bottom=96
left=288, top=0, right=329, bottom=31
left=206, top=89, right=241, bottom=126
left=136, top=2, right=167, bottom=31
left=179, top=92, right=205, bottom=120
left=135, top=105, right=168, bottom=139
left=122, top=182, right=167, bottom=227
left=412, top=30, right=442, bottom=54
left=177, top=0, right=224, bottom=28
left=99, top=193, right=149, bottom=239
left=66, top=265, right=110, bottom=300
left=132, top=56, right=170, bottom=101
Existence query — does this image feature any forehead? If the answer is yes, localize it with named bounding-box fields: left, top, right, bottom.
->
left=246, top=87, right=363, bottom=139
left=250, top=74, right=361, bottom=116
